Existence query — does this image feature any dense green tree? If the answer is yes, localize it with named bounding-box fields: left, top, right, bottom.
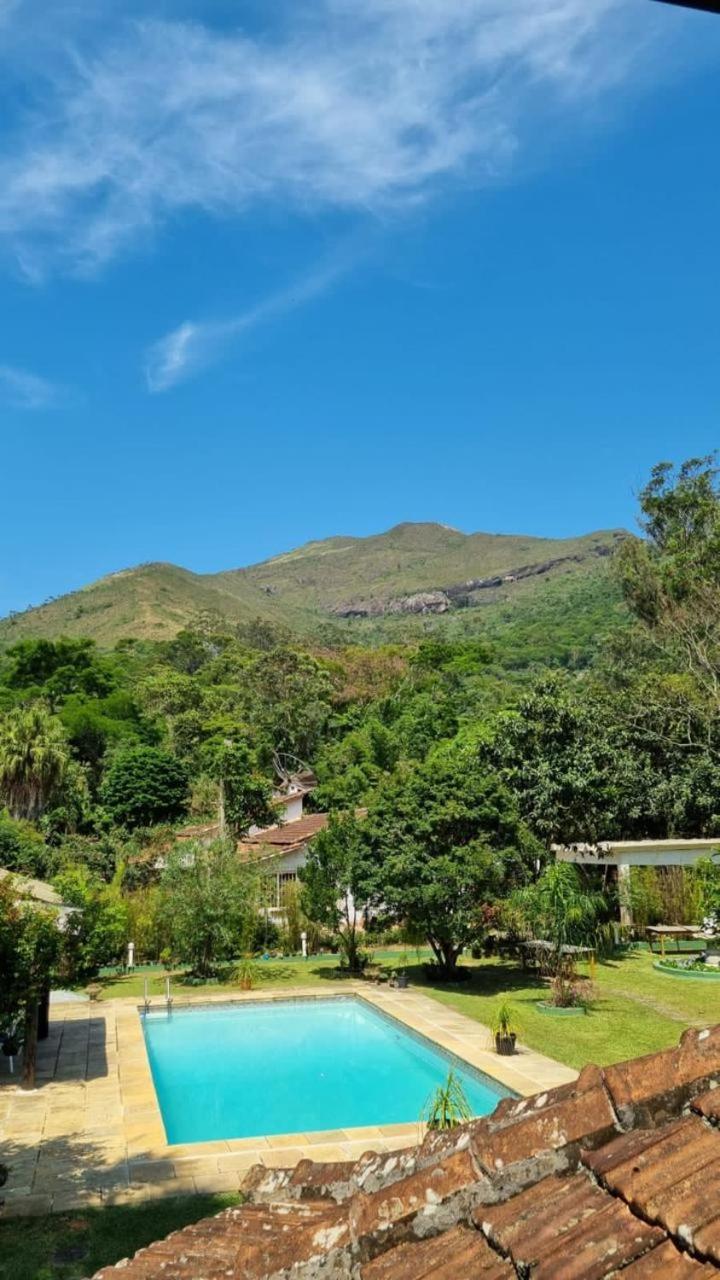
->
left=0, top=813, right=50, bottom=877
left=53, top=865, right=128, bottom=980
left=243, top=648, right=335, bottom=762
left=161, top=841, right=259, bottom=976
left=0, top=637, right=114, bottom=702
left=60, top=690, right=152, bottom=784
left=489, top=675, right=658, bottom=845
left=0, top=877, right=62, bottom=1089
left=100, top=746, right=189, bottom=828
left=202, top=738, right=274, bottom=837
left=617, top=455, right=720, bottom=707
left=300, top=812, right=370, bottom=971
left=364, top=747, right=536, bottom=975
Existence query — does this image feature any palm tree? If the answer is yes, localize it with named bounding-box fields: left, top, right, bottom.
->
left=0, top=704, right=71, bottom=821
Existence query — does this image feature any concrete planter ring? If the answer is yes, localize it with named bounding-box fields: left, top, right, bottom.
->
left=536, top=1001, right=586, bottom=1016
left=654, top=960, right=720, bottom=981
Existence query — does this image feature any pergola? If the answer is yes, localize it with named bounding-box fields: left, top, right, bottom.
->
left=552, top=838, right=720, bottom=925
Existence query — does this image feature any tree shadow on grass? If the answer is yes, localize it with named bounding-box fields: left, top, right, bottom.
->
left=413, top=960, right=548, bottom=1001
left=311, top=965, right=367, bottom=983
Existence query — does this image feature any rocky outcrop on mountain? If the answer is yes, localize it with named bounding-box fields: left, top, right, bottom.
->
left=333, top=591, right=450, bottom=619
left=332, top=544, right=616, bottom=620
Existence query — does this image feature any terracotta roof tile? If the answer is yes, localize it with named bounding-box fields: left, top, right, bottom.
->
left=603, top=1026, right=720, bottom=1127
left=468, top=1063, right=618, bottom=1176
left=580, top=1117, right=692, bottom=1180
left=288, top=1157, right=356, bottom=1200
left=696, top=1218, right=720, bottom=1265
left=93, top=1200, right=351, bottom=1280
left=692, top=1088, right=720, bottom=1124
left=612, top=1239, right=717, bottom=1278
left=243, top=812, right=330, bottom=848
left=359, top=1225, right=513, bottom=1278
left=585, top=1117, right=720, bottom=1260
left=478, top=1170, right=665, bottom=1279
left=349, top=1147, right=481, bottom=1248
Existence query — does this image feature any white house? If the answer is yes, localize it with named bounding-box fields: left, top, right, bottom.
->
left=238, top=811, right=331, bottom=919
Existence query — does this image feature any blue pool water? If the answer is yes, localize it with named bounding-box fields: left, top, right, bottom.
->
left=142, top=997, right=512, bottom=1143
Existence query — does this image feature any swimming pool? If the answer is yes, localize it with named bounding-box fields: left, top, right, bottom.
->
left=141, top=997, right=512, bottom=1144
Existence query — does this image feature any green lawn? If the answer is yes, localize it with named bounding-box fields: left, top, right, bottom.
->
left=411, top=950, right=717, bottom=1070
left=93, top=948, right=434, bottom=1001
left=0, top=1195, right=241, bottom=1280
left=94, top=946, right=718, bottom=1072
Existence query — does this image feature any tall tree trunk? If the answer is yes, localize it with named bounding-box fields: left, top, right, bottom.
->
left=21, top=997, right=39, bottom=1091
left=427, top=936, right=460, bottom=975
left=218, top=777, right=227, bottom=839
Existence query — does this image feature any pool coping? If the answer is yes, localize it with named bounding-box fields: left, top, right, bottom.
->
left=0, top=984, right=577, bottom=1218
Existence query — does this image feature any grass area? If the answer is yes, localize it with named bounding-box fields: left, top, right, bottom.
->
left=93, top=948, right=433, bottom=1001
left=412, top=950, right=717, bottom=1071
left=0, top=1194, right=241, bottom=1280
left=94, top=947, right=717, bottom=1072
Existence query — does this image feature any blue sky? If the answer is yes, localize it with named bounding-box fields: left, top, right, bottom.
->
left=1, top=0, right=720, bottom=617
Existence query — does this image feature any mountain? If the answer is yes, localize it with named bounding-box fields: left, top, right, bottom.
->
left=0, top=523, right=630, bottom=652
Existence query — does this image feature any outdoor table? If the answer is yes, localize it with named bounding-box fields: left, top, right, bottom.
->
left=646, top=925, right=703, bottom=956
left=519, top=939, right=597, bottom=977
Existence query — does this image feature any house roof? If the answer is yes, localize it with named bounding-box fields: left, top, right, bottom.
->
left=92, top=1023, right=720, bottom=1279
left=242, top=812, right=330, bottom=849
left=0, top=866, right=64, bottom=909
left=175, top=821, right=222, bottom=842
left=237, top=812, right=331, bottom=862
left=175, top=791, right=314, bottom=846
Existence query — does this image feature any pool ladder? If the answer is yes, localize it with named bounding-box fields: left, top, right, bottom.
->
left=143, top=977, right=173, bottom=1016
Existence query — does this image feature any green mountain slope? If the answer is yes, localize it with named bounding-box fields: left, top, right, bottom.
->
left=0, top=563, right=306, bottom=648
left=0, top=523, right=630, bottom=651
left=217, top=522, right=627, bottom=617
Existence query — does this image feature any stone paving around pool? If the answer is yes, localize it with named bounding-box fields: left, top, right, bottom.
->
left=0, top=985, right=577, bottom=1219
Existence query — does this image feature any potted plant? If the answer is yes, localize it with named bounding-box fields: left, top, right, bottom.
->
left=236, top=955, right=257, bottom=991
left=494, top=1003, right=517, bottom=1055
left=396, top=950, right=410, bottom=989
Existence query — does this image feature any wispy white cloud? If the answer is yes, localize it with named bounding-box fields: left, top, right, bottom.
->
left=146, top=253, right=353, bottom=391
left=0, top=0, right=690, bottom=277
left=0, top=363, right=59, bottom=409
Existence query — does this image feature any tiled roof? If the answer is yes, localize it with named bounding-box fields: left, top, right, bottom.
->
left=175, top=822, right=222, bottom=842
left=241, top=812, right=330, bottom=848
left=0, top=866, right=64, bottom=908
left=91, top=1025, right=720, bottom=1279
